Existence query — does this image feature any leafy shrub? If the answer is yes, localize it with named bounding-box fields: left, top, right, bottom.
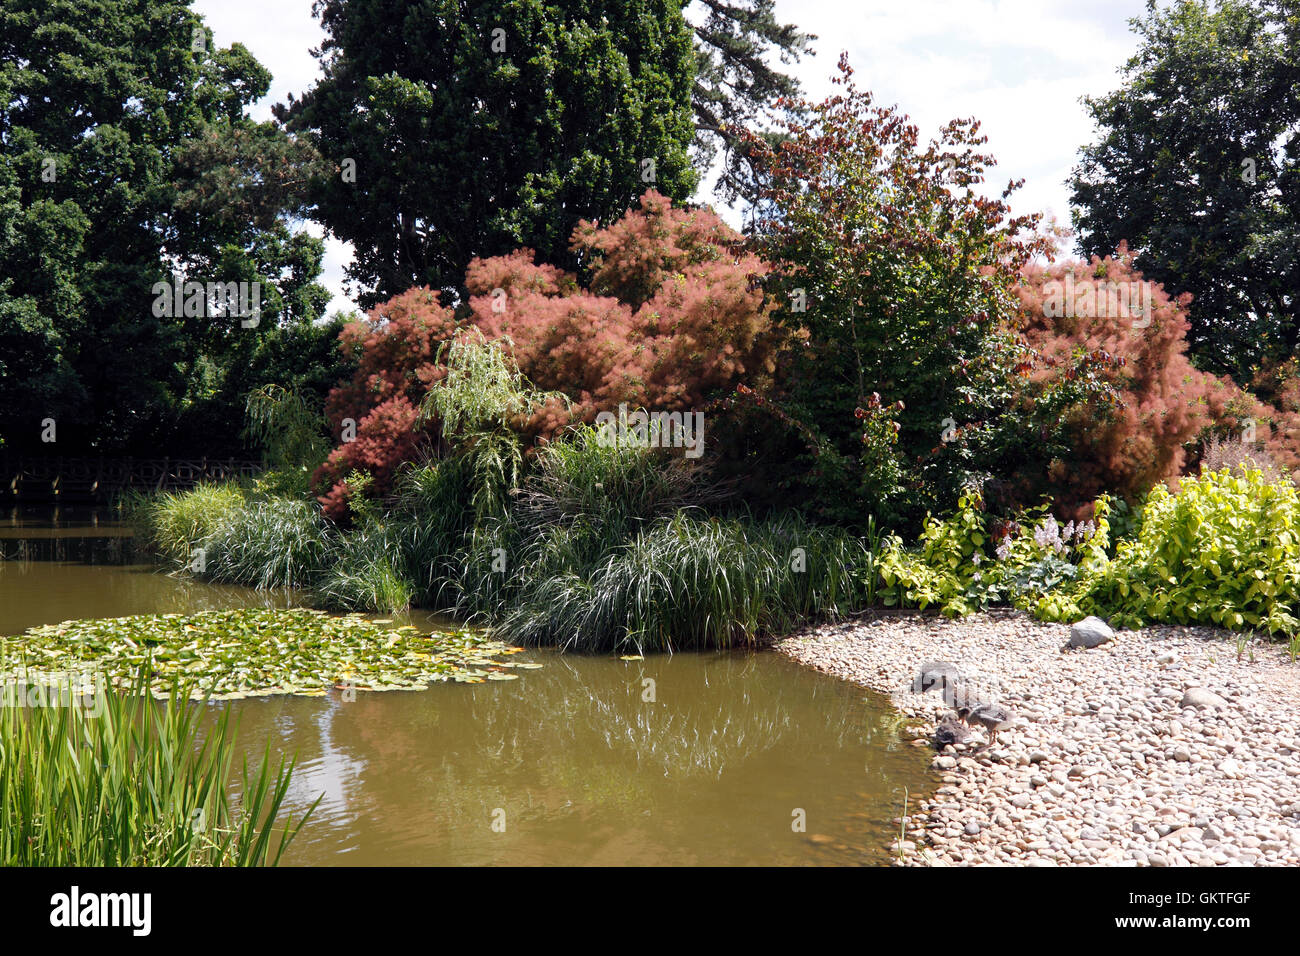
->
left=313, top=190, right=785, bottom=518
left=1015, top=247, right=1300, bottom=512
left=743, top=55, right=1067, bottom=527
left=1037, top=469, right=1300, bottom=633
left=877, top=491, right=1099, bottom=615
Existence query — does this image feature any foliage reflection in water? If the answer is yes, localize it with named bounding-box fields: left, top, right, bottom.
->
left=226, top=639, right=932, bottom=866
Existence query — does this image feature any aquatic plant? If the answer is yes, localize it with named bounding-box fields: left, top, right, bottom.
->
left=0, top=672, right=313, bottom=866
left=202, top=495, right=332, bottom=590
left=497, top=510, right=875, bottom=653
left=313, top=523, right=415, bottom=613
left=127, top=483, right=248, bottom=566
left=4, top=608, right=534, bottom=698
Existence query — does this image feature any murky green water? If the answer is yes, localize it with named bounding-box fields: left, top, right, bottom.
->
left=1, top=508, right=933, bottom=865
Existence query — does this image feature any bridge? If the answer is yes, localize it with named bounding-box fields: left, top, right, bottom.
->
left=1, top=457, right=263, bottom=504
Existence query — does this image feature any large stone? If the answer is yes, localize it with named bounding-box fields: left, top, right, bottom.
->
left=1181, top=687, right=1229, bottom=710
left=1068, top=615, right=1114, bottom=648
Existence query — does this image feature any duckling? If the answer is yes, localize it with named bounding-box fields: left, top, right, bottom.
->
left=957, top=702, right=1015, bottom=747
left=932, top=715, right=971, bottom=749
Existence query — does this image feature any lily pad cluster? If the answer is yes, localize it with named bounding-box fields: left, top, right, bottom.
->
left=1, top=608, right=540, bottom=699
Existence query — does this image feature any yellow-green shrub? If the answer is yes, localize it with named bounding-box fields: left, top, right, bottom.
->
left=878, top=491, right=988, bottom=616
left=1037, top=469, right=1300, bottom=633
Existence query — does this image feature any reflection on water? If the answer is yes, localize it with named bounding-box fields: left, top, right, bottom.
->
left=226, top=648, right=932, bottom=866
left=1, top=510, right=934, bottom=866
left=0, top=508, right=293, bottom=634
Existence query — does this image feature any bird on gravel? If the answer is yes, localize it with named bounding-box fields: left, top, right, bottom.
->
left=932, top=716, right=971, bottom=749
left=957, top=702, right=1016, bottom=747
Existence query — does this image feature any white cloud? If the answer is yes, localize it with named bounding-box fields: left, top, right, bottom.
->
left=750, top=0, right=1146, bottom=227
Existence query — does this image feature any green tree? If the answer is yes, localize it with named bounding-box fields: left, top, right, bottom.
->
left=278, top=0, right=699, bottom=307
left=687, top=0, right=816, bottom=206
left=1069, top=0, right=1300, bottom=379
left=745, top=56, right=1053, bottom=528
left=0, top=0, right=330, bottom=454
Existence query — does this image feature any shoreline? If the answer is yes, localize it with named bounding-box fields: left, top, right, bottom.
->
left=774, top=609, right=1300, bottom=866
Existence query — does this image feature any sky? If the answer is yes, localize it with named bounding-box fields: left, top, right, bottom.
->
left=193, top=0, right=1153, bottom=318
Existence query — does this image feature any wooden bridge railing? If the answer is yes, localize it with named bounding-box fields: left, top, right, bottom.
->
left=1, top=457, right=264, bottom=503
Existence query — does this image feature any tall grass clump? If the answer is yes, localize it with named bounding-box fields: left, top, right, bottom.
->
left=419, top=334, right=568, bottom=523
left=202, top=495, right=331, bottom=590
left=516, top=422, right=725, bottom=535
left=387, top=459, right=478, bottom=606
left=0, top=672, right=314, bottom=866
left=499, top=511, right=878, bottom=653
left=125, top=483, right=247, bottom=565
left=313, top=522, right=415, bottom=613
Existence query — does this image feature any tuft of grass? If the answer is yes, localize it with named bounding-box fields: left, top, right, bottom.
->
left=497, top=511, right=876, bottom=653
left=517, top=422, right=726, bottom=534
left=201, top=495, right=331, bottom=590
left=314, top=524, right=415, bottom=613
left=0, top=671, right=315, bottom=866
left=126, top=483, right=247, bottom=565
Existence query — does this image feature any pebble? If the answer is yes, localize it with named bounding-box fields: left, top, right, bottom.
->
left=776, top=610, right=1300, bottom=867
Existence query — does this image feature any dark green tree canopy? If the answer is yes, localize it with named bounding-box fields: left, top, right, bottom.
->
left=0, top=0, right=331, bottom=454
left=279, top=0, right=699, bottom=307
left=1069, top=0, right=1299, bottom=379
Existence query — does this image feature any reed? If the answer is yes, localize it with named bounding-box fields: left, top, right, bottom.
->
left=0, top=671, right=315, bottom=866
left=202, top=494, right=332, bottom=590
left=314, top=523, right=415, bottom=613
left=498, top=511, right=877, bottom=653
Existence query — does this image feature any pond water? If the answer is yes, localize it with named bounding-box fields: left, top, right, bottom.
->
left=1, top=508, right=933, bottom=866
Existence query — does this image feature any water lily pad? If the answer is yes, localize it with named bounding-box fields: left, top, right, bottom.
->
left=0, top=608, right=540, bottom=700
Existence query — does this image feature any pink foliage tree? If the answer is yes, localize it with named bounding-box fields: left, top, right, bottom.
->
left=312, top=191, right=784, bottom=518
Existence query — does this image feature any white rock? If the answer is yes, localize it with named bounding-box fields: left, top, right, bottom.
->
left=1069, top=616, right=1115, bottom=649
left=1181, top=687, right=1229, bottom=710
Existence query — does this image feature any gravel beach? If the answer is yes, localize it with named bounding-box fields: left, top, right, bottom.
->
left=775, top=609, right=1300, bottom=866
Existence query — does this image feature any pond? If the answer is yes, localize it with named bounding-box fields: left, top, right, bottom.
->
left=1, top=507, right=933, bottom=865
